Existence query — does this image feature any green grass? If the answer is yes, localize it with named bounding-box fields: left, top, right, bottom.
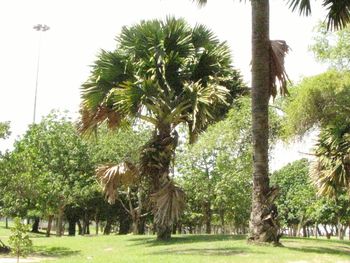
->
left=0, top=224, right=349, bottom=263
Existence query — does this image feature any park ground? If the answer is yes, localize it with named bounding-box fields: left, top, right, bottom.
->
left=0, top=225, right=349, bottom=263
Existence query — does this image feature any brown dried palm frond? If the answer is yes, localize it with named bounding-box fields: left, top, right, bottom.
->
left=78, top=105, right=122, bottom=135
left=151, top=180, right=185, bottom=227
left=270, top=40, right=291, bottom=99
left=96, top=161, right=138, bottom=204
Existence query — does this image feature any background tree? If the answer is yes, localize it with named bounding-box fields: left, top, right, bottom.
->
left=80, top=17, right=245, bottom=240
left=178, top=98, right=280, bottom=234
left=271, top=159, right=316, bottom=237
left=310, top=23, right=350, bottom=70
left=0, top=112, right=94, bottom=237
left=283, top=71, right=350, bottom=137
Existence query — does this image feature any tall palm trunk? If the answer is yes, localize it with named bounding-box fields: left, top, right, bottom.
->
left=249, top=0, right=279, bottom=244
left=141, top=124, right=174, bottom=240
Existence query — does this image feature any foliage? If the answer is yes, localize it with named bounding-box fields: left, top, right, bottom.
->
left=0, top=112, right=94, bottom=222
left=282, top=70, right=350, bottom=137
left=271, top=159, right=316, bottom=228
left=9, top=217, right=33, bottom=262
left=0, top=121, right=10, bottom=140
left=178, top=98, right=281, bottom=230
left=310, top=22, right=350, bottom=70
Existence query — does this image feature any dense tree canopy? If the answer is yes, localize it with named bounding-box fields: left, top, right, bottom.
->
left=282, top=71, right=350, bottom=138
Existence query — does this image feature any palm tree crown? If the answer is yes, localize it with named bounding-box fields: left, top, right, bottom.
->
left=81, top=17, right=244, bottom=138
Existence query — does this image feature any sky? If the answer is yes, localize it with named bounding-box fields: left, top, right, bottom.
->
left=0, top=0, right=328, bottom=169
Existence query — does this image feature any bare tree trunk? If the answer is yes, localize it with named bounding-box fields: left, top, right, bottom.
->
left=314, top=222, right=318, bottom=238
left=46, top=215, right=53, bottom=237
left=204, top=201, right=212, bottom=234
left=220, top=210, right=225, bottom=234
left=31, top=217, right=40, bottom=233
left=249, top=0, right=279, bottom=245
left=77, top=220, right=82, bottom=235
left=56, top=207, right=64, bottom=237
left=5, top=218, right=8, bottom=229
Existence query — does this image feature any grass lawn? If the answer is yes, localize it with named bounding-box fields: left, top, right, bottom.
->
left=0, top=225, right=349, bottom=263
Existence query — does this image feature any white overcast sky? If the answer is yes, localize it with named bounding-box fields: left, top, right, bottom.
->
left=0, top=0, right=327, bottom=169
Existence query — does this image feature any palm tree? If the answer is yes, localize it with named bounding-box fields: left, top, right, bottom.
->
left=80, top=17, right=245, bottom=240
left=194, top=0, right=350, bottom=244
left=311, top=125, right=350, bottom=197
left=310, top=124, right=350, bottom=240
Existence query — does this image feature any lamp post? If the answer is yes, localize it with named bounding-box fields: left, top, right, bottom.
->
left=33, top=24, right=50, bottom=123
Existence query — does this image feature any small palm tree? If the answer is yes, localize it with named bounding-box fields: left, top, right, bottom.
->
left=80, top=17, right=245, bottom=240
left=311, top=125, right=350, bottom=197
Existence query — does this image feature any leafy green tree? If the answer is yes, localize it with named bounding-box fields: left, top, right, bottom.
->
left=80, top=17, right=245, bottom=240
left=9, top=217, right=33, bottom=263
left=283, top=71, right=350, bottom=137
left=194, top=0, right=350, bottom=244
left=0, top=112, right=95, bottom=237
left=310, top=23, right=350, bottom=70
left=271, top=159, right=316, bottom=236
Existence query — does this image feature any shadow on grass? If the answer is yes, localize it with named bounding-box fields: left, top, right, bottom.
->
left=152, top=247, right=265, bottom=257
left=285, top=245, right=350, bottom=257
left=128, top=234, right=246, bottom=247
left=33, top=245, right=80, bottom=258
left=282, top=236, right=350, bottom=246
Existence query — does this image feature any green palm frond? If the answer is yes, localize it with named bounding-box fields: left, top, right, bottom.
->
left=287, top=0, right=312, bottom=15
left=193, top=0, right=207, bottom=7
left=287, top=0, right=350, bottom=30
left=310, top=125, right=350, bottom=197
left=96, top=162, right=139, bottom=204
left=323, top=0, right=350, bottom=30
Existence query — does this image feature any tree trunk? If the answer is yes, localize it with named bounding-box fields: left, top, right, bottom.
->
left=142, top=124, right=175, bottom=240
left=119, top=214, right=130, bottom=235
left=138, top=217, right=146, bottom=235
left=249, top=0, right=279, bottom=245
left=314, top=222, right=318, bottom=238
left=104, top=218, right=112, bottom=235
left=77, top=220, right=82, bottom=235
left=46, top=215, right=53, bottom=237
left=220, top=210, right=225, bottom=234
left=68, top=218, right=76, bottom=236
left=204, top=201, right=212, bottom=234
left=56, top=207, right=64, bottom=237
left=5, top=218, right=8, bottom=229
left=31, top=217, right=40, bottom=233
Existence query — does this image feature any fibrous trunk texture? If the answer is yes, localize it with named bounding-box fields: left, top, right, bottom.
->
left=140, top=124, right=174, bottom=240
left=249, top=0, right=280, bottom=245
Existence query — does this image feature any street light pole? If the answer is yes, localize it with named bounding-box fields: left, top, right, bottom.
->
left=33, top=24, right=50, bottom=123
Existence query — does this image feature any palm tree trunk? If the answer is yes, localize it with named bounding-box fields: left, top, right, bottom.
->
left=249, top=0, right=279, bottom=245
left=142, top=124, right=174, bottom=240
